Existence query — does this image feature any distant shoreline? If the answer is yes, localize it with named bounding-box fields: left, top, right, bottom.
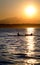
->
left=0, top=24, right=40, bottom=28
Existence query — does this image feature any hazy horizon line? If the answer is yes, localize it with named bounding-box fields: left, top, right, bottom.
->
left=0, top=17, right=40, bottom=24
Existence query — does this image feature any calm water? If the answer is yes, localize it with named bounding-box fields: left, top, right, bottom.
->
left=0, top=28, right=40, bottom=65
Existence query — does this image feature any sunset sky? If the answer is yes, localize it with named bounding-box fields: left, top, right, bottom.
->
left=0, top=0, right=40, bottom=24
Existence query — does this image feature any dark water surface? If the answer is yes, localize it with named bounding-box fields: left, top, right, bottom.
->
left=0, top=28, right=40, bottom=65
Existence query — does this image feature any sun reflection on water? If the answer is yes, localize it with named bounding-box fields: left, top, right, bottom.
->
left=27, top=28, right=34, bottom=34
left=25, top=59, right=38, bottom=65
left=25, top=28, right=38, bottom=65
left=27, top=36, right=35, bottom=57
left=25, top=28, right=35, bottom=57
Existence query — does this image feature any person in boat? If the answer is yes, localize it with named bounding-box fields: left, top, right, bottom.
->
left=30, top=33, right=33, bottom=36
left=17, top=32, right=19, bottom=36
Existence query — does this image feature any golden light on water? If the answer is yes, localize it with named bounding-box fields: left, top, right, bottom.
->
left=27, top=36, right=35, bottom=56
left=25, top=28, right=38, bottom=65
left=27, top=59, right=37, bottom=64
left=27, top=28, right=34, bottom=34
left=26, top=28, right=35, bottom=57
left=25, top=59, right=38, bottom=65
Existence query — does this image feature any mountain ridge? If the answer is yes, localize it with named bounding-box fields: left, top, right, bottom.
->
left=0, top=17, right=40, bottom=24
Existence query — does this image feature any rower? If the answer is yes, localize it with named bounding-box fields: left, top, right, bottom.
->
left=17, top=32, right=19, bottom=36
left=31, top=33, right=33, bottom=36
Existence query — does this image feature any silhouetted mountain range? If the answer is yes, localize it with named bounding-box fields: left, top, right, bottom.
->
left=0, top=17, right=25, bottom=24
left=0, top=17, right=40, bottom=24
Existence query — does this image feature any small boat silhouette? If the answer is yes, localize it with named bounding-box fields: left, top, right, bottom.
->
left=17, top=33, right=33, bottom=36
left=25, top=33, right=33, bottom=36
left=8, top=32, right=39, bottom=36
left=17, top=32, right=20, bottom=36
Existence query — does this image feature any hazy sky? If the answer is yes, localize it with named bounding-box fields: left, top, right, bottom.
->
left=0, top=0, right=40, bottom=22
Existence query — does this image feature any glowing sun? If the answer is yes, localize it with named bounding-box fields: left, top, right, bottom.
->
left=24, top=5, right=37, bottom=18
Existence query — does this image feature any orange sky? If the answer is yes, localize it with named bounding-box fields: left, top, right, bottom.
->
left=0, top=0, right=40, bottom=24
